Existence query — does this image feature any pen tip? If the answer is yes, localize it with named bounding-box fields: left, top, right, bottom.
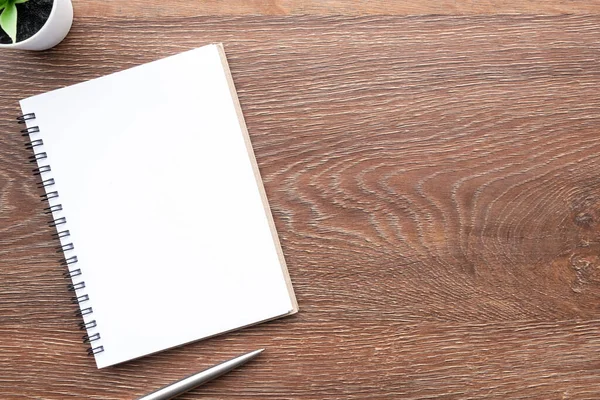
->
left=227, top=348, right=264, bottom=367
left=247, top=348, right=264, bottom=358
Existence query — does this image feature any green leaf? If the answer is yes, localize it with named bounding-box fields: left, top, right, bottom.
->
left=0, top=0, right=7, bottom=11
left=0, top=1, right=17, bottom=43
left=14, top=0, right=28, bottom=3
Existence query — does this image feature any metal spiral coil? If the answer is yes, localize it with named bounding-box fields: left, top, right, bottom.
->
left=18, top=113, right=104, bottom=357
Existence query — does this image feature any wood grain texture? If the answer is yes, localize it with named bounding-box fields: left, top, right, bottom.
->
left=1, top=15, right=600, bottom=399
left=74, top=0, right=600, bottom=17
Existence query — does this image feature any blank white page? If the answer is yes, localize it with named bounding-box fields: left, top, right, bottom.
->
left=20, top=44, right=297, bottom=368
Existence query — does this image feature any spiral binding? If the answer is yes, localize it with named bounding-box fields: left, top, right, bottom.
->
left=18, top=113, right=104, bottom=357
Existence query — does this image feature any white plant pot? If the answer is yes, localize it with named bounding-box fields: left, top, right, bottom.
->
left=0, top=0, right=73, bottom=51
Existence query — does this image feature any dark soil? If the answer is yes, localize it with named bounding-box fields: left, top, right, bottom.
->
left=0, top=0, right=53, bottom=44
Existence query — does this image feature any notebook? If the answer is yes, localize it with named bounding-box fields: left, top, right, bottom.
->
left=18, top=43, right=298, bottom=369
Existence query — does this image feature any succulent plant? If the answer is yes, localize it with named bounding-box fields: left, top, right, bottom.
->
left=0, top=0, right=30, bottom=43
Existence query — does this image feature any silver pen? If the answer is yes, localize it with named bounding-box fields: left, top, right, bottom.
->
left=137, top=349, right=264, bottom=400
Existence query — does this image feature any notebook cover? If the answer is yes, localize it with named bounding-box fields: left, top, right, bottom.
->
left=19, top=43, right=298, bottom=368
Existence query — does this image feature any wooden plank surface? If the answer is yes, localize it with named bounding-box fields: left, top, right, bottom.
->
left=1, top=14, right=600, bottom=399
left=75, top=0, right=600, bottom=16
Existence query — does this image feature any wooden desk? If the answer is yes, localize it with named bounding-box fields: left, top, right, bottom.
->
left=1, top=2, right=599, bottom=399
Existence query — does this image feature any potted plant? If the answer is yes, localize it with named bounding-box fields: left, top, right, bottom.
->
left=0, top=0, right=72, bottom=50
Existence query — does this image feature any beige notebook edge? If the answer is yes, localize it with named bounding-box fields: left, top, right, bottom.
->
left=216, top=43, right=299, bottom=314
